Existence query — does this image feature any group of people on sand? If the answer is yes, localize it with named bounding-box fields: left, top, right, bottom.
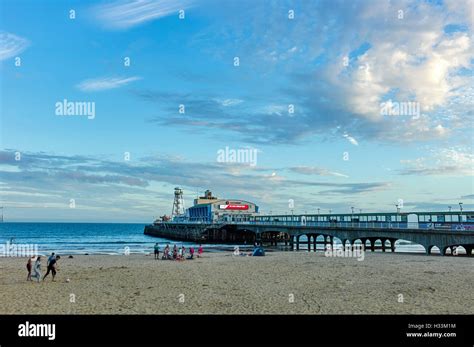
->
left=154, top=243, right=203, bottom=261
left=26, top=252, right=60, bottom=282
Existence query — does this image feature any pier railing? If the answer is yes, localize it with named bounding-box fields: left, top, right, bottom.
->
left=159, top=220, right=472, bottom=231
left=222, top=221, right=417, bottom=229
left=239, top=220, right=471, bottom=231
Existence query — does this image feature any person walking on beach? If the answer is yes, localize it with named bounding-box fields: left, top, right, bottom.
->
left=154, top=243, right=160, bottom=260
left=31, top=257, right=42, bottom=283
left=198, top=244, right=203, bottom=258
left=26, top=256, right=33, bottom=281
left=47, top=252, right=56, bottom=267
left=178, top=246, right=183, bottom=260
left=163, top=244, right=170, bottom=259
left=43, top=255, right=60, bottom=281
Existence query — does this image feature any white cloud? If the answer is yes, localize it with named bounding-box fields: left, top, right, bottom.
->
left=76, top=76, right=141, bottom=92
left=263, top=105, right=287, bottom=116
left=433, top=124, right=448, bottom=137
left=0, top=31, right=30, bottom=61
left=343, top=134, right=359, bottom=146
left=93, top=0, right=195, bottom=29
left=400, top=147, right=474, bottom=176
left=288, top=46, right=297, bottom=53
left=290, top=166, right=349, bottom=178
left=215, top=98, right=243, bottom=107
left=444, top=0, right=474, bottom=30
left=326, top=4, right=472, bottom=121
left=380, top=114, right=452, bottom=142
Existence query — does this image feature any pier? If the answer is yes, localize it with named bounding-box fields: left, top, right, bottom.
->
left=145, top=210, right=474, bottom=256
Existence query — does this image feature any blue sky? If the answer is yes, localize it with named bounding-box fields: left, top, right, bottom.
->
left=0, top=0, right=473, bottom=222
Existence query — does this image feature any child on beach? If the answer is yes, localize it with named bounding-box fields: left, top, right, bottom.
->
left=26, top=256, right=33, bottom=281
left=31, top=257, right=42, bottom=283
left=198, top=245, right=203, bottom=258
left=163, top=244, right=170, bottom=259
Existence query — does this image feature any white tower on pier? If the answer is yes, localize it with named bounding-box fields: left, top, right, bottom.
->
left=171, top=187, right=185, bottom=217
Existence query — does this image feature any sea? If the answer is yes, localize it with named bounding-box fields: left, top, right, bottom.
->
left=0, top=222, right=427, bottom=256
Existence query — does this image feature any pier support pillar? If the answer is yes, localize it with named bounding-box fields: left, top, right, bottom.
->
left=390, top=239, right=396, bottom=253
left=307, top=235, right=311, bottom=252
left=465, top=246, right=473, bottom=256
left=381, top=239, right=386, bottom=252
left=296, top=236, right=300, bottom=251
left=341, top=239, right=347, bottom=251
left=313, top=235, right=317, bottom=252
left=370, top=239, right=375, bottom=252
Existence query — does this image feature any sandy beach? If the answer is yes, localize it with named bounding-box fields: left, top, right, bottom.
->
left=0, top=251, right=473, bottom=314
